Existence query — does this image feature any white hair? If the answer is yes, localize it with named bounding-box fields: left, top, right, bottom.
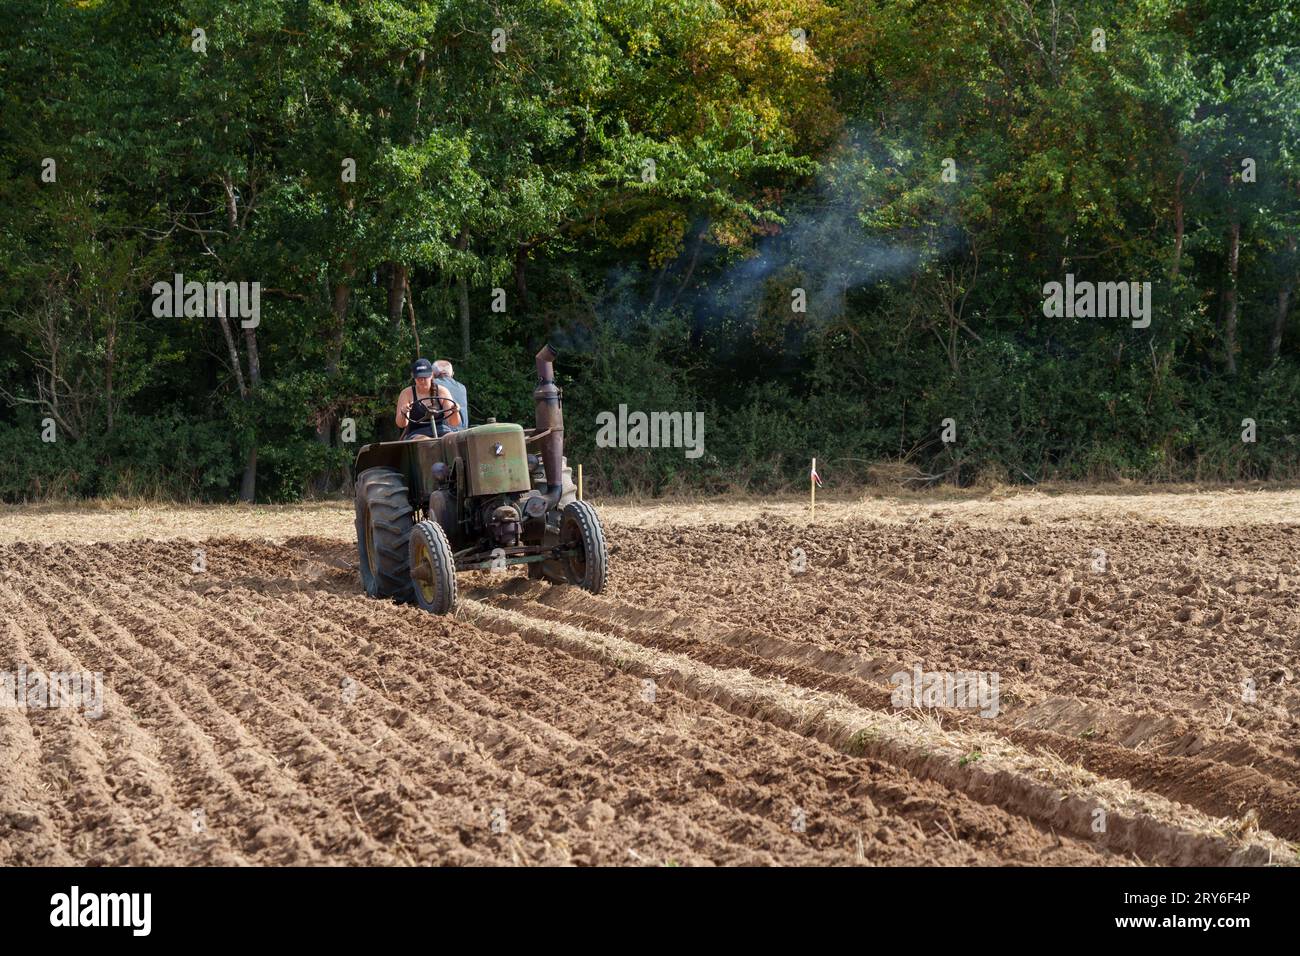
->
left=433, top=359, right=453, bottom=377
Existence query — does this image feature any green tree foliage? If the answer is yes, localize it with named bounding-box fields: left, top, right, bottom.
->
left=0, top=0, right=1296, bottom=500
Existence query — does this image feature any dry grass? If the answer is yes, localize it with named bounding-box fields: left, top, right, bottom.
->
left=2, top=482, right=1299, bottom=544
left=579, top=479, right=1300, bottom=530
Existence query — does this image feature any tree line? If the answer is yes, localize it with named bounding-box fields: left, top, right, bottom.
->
left=1, top=0, right=1297, bottom=502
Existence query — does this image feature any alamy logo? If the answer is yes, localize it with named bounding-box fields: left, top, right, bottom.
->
left=1042, top=274, right=1151, bottom=328
left=152, top=273, right=260, bottom=328
left=50, top=886, right=151, bottom=936
left=890, top=666, right=1000, bottom=718
left=595, top=405, right=705, bottom=459
left=1, top=667, right=103, bottom=718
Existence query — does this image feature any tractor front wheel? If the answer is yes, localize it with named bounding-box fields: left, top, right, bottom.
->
left=559, top=500, right=608, bottom=594
left=409, top=520, right=458, bottom=614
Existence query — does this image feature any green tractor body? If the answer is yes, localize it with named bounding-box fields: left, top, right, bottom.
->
left=352, top=346, right=608, bottom=614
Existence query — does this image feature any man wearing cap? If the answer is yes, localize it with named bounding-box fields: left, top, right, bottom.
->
left=395, top=358, right=461, bottom=439
left=433, top=360, right=469, bottom=431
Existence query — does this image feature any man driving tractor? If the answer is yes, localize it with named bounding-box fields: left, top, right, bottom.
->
left=395, top=358, right=461, bottom=438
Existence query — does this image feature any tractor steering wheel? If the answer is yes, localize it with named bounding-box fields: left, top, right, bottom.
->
left=409, top=392, right=457, bottom=424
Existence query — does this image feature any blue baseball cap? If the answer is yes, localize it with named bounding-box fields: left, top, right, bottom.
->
left=412, top=358, right=434, bottom=379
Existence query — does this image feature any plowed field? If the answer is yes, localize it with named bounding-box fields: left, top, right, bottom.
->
left=2, top=490, right=1297, bottom=866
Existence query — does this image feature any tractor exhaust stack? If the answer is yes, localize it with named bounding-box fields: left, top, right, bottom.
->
left=533, top=344, right=565, bottom=505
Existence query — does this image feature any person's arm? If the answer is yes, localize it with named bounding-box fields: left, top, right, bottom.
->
left=438, top=384, right=462, bottom=428
left=395, top=386, right=411, bottom=428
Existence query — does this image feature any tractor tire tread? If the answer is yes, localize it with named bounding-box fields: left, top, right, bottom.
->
left=355, top=466, right=414, bottom=602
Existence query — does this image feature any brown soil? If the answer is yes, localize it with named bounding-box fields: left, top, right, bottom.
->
left=1, top=490, right=1296, bottom=866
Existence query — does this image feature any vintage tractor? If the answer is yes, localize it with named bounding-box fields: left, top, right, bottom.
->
left=352, top=345, right=608, bottom=613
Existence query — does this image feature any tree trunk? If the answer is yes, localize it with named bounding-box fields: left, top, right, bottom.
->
left=240, top=325, right=262, bottom=503
left=215, top=295, right=257, bottom=503
left=669, top=224, right=705, bottom=313
left=239, top=446, right=258, bottom=504
left=316, top=192, right=354, bottom=480
left=218, top=308, right=247, bottom=398
left=223, top=171, right=261, bottom=503
left=404, top=275, right=419, bottom=353
left=243, top=325, right=261, bottom=389
left=1223, top=218, right=1240, bottom=377
left=1270, top=284, right=1292, bottom=362
left=649, top=259, right=670, bottom=311
left=312, top=278, right=350, bottom=494
left=1170, top=167, right=1185, bottom=280
left=457, top=230, right=471, bottom=357
left=104, top=321, right=117, bottom=433
left=1268, top=234, right=1296, bottom=363
left=673, top=221, right=708, bottom=346
left=514, top=244, right=529, bottom=319
left=387, top=262, right=407, bottom=333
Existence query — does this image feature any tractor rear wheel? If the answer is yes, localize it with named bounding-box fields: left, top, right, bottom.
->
left=559, top=500, right=608, bottom=594
left=355, top=466, right=414, bottom=602
left=409, top=520, right=457, bottom=614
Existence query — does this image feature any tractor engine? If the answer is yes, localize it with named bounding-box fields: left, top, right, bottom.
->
left=479, top=498, right=522, bottom=548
